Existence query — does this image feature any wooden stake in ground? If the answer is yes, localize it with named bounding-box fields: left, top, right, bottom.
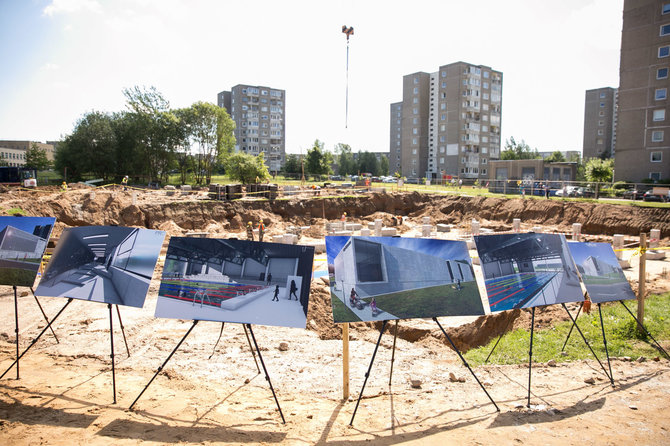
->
left=342, top=322, right=349, bottom=400
left=638, top=232, right=647, bottom=336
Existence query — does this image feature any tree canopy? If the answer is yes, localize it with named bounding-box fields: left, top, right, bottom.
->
left=55, top=86, right=235, bottom=185
left=584, top=158, right=614, bottom=183
left=25, top=143, right=52, bottom=171
left=223, top=152, right=270, bottom=184
left=500, top=137, right=541, bottom=160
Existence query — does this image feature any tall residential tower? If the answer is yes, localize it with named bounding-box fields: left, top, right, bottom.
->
left=390, top=62, right=502, bottom=180
left=217, top=85, right=285, bottom=172
left=615, top=0, right=670, bottom=181
left=583, top=87, right=618, bottom=160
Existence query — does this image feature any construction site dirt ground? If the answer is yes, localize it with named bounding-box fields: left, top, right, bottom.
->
left=0, top=186, right=669, bottom=445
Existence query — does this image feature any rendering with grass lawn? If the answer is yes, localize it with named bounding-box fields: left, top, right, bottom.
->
left=326, top=236, right=484, bottom=322
left=0, top=216, right=54, bottom=287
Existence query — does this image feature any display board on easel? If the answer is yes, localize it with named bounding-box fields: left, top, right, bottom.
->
left=132, top=238, right=316, bottom=423
left=12, top=225, right=166, bottom=403
left=326, top=236, right=497, bottom=425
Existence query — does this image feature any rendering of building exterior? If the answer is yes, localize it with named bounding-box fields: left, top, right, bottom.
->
left=390, top=62, right=503, bottom=180
left=0, top=140, right=55, bottom=167
left=615, top=0, right=670, bottom=181
left=583, top=87, right=618, bottom=160
left=217, top=85, right=285, bottom=172
left=333, top=237, right=474, bottom=299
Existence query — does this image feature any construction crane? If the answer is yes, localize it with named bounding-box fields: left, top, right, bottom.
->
left=342, top=25, right=354, bottom=128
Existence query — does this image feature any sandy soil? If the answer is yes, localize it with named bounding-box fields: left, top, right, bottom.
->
left=0, top=186, right=669, bottom=445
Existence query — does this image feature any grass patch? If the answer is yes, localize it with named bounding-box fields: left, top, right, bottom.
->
left=0, top=268, right=38, bottom=287
left=331, top=293, right=360, bottom=322
left=464, top=292, right=670, bottom=366
left=364, top=282, right=484, bottom=319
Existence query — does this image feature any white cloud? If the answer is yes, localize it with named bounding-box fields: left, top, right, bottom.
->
left=43, top=0, right=102, bottom=16
left=40, top=63, right=60, bottom=71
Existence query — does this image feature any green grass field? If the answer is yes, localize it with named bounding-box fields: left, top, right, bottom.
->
left=0, top=268, right=38, bottom=287
left=361, top=281, right=485, bottom=320
left=331, top=292, right=360, bottom=322
left=464, top=292, right=670, bottom=366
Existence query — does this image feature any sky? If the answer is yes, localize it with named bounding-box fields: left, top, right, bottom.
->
left=0, top=0, right=623, bottom=155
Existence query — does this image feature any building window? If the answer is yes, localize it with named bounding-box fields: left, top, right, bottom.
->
left=441, top=71, right=446, bottom=77
left=656, top=88, right=667, bottom=100
left=659, top=68, right=669, bottom=79
left=413, top=107, right=418, bottom=114
left=652, top=130, right=664, bottom=142
left=651, top=151, right=663, bottom=162
left=413, top=87, right=418, bottom=94
left=413, top=97, right=418, bottom=104
left=412, top=138, right=418, bottom=145
left=598, top=120, right=604, bottom=126
left=664, top=3, right=670, bottom=14
left=414, top=77, right=419, bottom=84
left=600, top=92, right=606, bottom=98
left=660, top=46, right=670, bottom=58
left=599, top=102, right=605, bottom=107
left=650, top=172, right=662, bottom=181
left=654, top=109, right=666, bottom=121
left=412, top=128, right=418, bottom=135
left=661, top=24, right=670, bottom=36
left=599, top=111, right=605, bottom=116
left=598, top=129, right=604, bottom=135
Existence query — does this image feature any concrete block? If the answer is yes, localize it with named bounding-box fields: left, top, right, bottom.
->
left=346, top=223, right=362, bottom=231
left=513, top=218, right=521, bottom=232
left=436, top=224, right=451, bottom=233
left=613, top=234, right=624, bottom=260
left=422, top=216, right=431, bottom=225
left=618, top=259, right=631, bottom=269
left=334, top=230, right=353, bottom=236
left=467, top=240, right=476, bottom=250
left=381, top=227, right=397, bottom=236
left=532, top=226, right=542, bottom=233
left=647, top=250, right=666, bottom=260
left=272, top=235, right=284, bottom=243
left=472, top=257, right=480, bottom=265
left=471, top=220, right=480, bottom=236
left=650, top=229, right=660, bottom=249
left=360, top=228, right=371, bottom=236
left=421, top=224, right=431, bottom=237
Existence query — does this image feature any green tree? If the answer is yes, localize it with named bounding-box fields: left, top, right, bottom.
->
left=123, top=86, right=182, bottom=183
left=282, top=154, right=301, bottom=175
left=224, top=152, right=269, bottom=184
left=182, top=101, right=235, bottom=185
left=334, top=143, right=355, bottom=176
left=305, top=139, right=332, bottom=177
left=357, top=151, right=380, bottom=176
left=501, top=137, right=541, bottom=160
left=55, top=111, right=118, bottom=181
left=585, top=158, right=614, bottom=183
left=545, top=150, right=566, bottom=163
left=380, top=154, right=389, bottom=176
left=25, top=143, right=52, bottom=170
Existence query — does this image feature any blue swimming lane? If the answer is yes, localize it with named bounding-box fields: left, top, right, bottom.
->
left=485, top=272, right=558, bottom=312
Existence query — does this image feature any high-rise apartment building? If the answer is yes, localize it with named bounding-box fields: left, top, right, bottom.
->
left=217, top=85, right=285, bottom=172
left=390, top=62, right=502, bottom=180
left=583, top=87, right=618, bottom=159
left=615, top=0, right=670, bottom=181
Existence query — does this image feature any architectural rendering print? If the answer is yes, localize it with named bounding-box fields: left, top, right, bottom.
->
left=568, top=242, right=636, bottom=303
left=154, top=238, right=314, bottom=328
left=475, top=233, right=583, bottom=312
left=35, top=226, right=165, bottom=307
left=326, top=236, right=484, bottom=323
left=0, top=216, right=55, bottom=286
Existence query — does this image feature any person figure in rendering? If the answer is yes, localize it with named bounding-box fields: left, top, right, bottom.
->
left=247, top=221, right=254, bottom=241
left=122, top=175, right=129, bottom=191
left=257, top=221, right=265, bottom=242
left=266, top=272, right=272, bottom=285
left=272, top=285, right=280, bottom=302
left=350, top=287, right=359, bottom=307
left=289, top=279, right=298, bottom=300
left=370, top=297, right=379, bottom=316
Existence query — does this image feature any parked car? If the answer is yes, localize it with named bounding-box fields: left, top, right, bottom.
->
left=405, top=177, right=419, bottom=184
left=576, top=187, right=596, bottom=198
left=622, top=188, right=643, bottom=200
left=555, top=186, right=579, bottom=197
left=643, top=190, right=668, bottom=202
left=329, top=175, right=342, bottom=181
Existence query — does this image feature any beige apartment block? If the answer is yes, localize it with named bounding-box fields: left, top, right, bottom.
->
left=615, top=0, right=670, bottom=181
left=391, top=62, right=502, bottom=180
left=218, top=85, right=285, bottom=173
left=583, top=87, right=617, bottom=160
